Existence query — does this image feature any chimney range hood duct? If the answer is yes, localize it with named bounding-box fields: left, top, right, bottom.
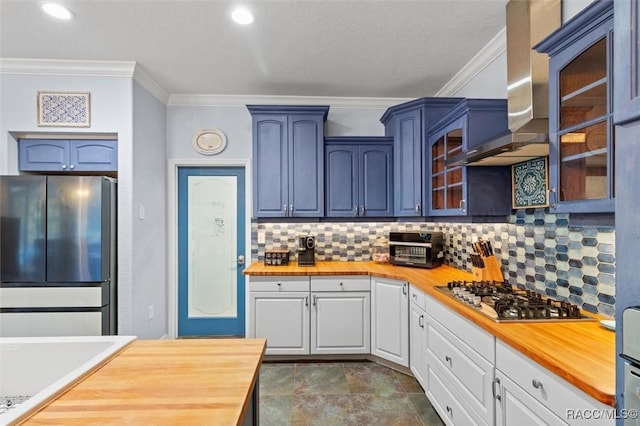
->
left=447, top=0, right=561, bottom=167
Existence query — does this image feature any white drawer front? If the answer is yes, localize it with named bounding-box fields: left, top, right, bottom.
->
left=0, top=287, right=103, bottom=308
left=409, top=285, right=426, bottom=311
left=248, top=276, right=310, bottom=292
left=425, top=293, right=494, bottom=362
left=496, top=340, right=614, bottom=425
left=0, top=312, right=103, bottom=337
left=310, top=276, right=370, bottom=292
left=427, top=316, right=494, bottom=422
left=426, top=363, right=487, bottom=426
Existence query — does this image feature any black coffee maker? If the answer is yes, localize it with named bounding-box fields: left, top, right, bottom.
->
left=297, top=235, right=316, bottom=266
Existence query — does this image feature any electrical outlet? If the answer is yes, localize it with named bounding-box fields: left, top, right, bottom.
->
left=257, top=230, right=266, bottom=244
left=148, top=305, right=154, bottom=320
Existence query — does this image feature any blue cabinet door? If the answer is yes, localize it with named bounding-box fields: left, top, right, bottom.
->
left=19, top=139, right=70, bottom=171
left=360, top=144, right=393, bottom=217
left=325, top=137, right=393, bottom=218
left=426, top=99, right=511, bottom=217
left=19, top=139, right=117, bottom=172
left=536, top=1, right=614, bottom=213
left=288, top=115, right=324, bottom=217
left=393, top=109, right=422, bottom=216
left=251, top=114, right=288, bottom=218
left=248, top=105, right=329, bottom=218
left=614, top=0, right=640, bottom=124
left=70, top=140, right=117, bottom=171
left=325, top=145, right=358, bottom=217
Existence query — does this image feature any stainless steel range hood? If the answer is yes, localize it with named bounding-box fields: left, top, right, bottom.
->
left=447, top=0, right=561, bottom=167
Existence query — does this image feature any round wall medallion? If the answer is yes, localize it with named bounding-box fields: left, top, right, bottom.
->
left=192, top=128, right=227, bottom=155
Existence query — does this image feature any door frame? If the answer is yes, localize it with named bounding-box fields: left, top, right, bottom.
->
left=167, top=158, right=252, bottom=339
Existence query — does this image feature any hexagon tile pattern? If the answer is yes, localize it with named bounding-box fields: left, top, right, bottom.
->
left=251, top=210, right=615, bottom=317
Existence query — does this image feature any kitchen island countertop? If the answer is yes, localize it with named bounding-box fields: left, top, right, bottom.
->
left=22, top=338, right=266, bottom=425
left=244, top=260, right=615, bottom=406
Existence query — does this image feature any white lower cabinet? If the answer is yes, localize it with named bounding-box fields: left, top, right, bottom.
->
left=494, top=369, right=567, bottom=426
left=371, top=277, right=409, bottom=366
left=311, top=291, right=370, bottom=354
left=248, top=276, right=311, bottom=355
left=494, top=340, right=614, bottom=426
left=248, top=275, right=370, bottom=355
left=409, top=286, right=427, bottom=388
left=424, top=293, right=495, bottom=426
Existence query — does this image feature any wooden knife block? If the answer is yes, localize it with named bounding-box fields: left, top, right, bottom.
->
left=472, top=255, right=504, bottom=282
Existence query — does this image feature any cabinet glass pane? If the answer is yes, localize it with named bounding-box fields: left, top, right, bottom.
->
left=432, top=137, right=445, bottom=158
left=446, top=184, right=463, bottom=209
left=432, top=174, right=444, bottom=189
left=432, top=157, right=444, bottom=174
left=559, top=38, right=607, bottom=131
left=446, top=130, right=463, bottom=155
left=433, top=189, right=445, bottom=210
left=447, top=167, right=463, bottom=185
left=559, top=121, right=608, bottom=201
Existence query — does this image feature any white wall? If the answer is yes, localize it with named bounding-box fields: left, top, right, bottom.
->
left=131, top=81, right=168, bottom=338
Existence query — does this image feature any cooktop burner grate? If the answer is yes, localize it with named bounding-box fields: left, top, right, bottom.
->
left=435, top=280, right=596, bottom=322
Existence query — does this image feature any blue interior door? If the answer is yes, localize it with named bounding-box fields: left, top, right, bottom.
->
left=178, top=167, right=246, bottom=336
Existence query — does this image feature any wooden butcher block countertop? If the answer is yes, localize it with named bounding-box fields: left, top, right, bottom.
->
left=244, top=261, right=615, bottom=406
left=23, top=339, right=266, bottom=425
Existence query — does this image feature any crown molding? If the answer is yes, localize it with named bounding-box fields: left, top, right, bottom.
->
left=132, top=66, right=170, bottom=104
left=435, top=27, right=506, bottom=97
left=0, top=58, right=136, bottom=77
left=167, top=94, right=411, bottom=109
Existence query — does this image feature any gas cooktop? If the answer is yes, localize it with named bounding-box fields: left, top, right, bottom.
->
left=435, top=280, right=597, bottom=323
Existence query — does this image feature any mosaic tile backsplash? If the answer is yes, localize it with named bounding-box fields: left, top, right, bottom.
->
left=251, top=209, right=615, bottom=317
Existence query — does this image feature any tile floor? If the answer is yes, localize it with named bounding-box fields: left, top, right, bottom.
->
left=259, top=361, right=445, bottom=426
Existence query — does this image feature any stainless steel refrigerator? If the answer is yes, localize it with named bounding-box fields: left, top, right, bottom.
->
left=0, top=175, right=117, bottom=336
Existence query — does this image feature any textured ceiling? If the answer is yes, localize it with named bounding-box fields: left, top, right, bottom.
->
left=0, top=0, right=508, bottom=98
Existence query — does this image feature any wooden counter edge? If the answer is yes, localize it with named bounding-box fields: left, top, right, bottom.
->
left=243, top=261, right=615, bottom=407
left=238, top=338, right=267, bottom=426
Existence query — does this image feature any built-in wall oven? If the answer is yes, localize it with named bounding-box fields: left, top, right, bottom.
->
left=622, top=307, right=640, bottom=425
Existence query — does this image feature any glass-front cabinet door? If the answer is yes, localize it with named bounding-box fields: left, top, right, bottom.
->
left=537, top=1, right=614, bottom=213
left=430, top=118, right=466, bottom=215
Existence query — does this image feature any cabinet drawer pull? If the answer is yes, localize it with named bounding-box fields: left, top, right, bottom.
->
left=493, top=377, right=502, bottom=403
left=415, top=203, right=420, bottom=214
left=446, top=405, right=453, bottom=417
left=419, top=315, right=424, bottom=328
left=402, top=283, right=407, bottom=295
left=283, top=204, right=288, bottom=215
left=277, top=282, right=281, bottom=286
left=290, top=204, right=294, bottom=215
left=532, top=379, right=543, bottom=389
left=69, top=164, right=75, bottom=169
left=360, top=205, right=365, bottom=216
left=459, top=199, right=466, bottom=213
left=354, top=204, right=358, bottom=216
left=312, top=295, right=317, bottom=306
left=62, top=164, right=67, bottom=169
left=304, top=295, right=308, bottom=306
left=548, top=187, right=557, bottom=209
left=445, top=355, right=452, bottom=366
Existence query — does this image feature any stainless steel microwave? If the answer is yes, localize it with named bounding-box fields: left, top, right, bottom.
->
left=389, top=232, right=444, bottom=269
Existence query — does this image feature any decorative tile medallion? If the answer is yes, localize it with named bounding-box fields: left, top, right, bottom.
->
left=37, top=91, right=90, bottom=127
left=512, top=157, right=548, bottom=208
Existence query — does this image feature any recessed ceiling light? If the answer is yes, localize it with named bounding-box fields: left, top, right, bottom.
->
left=41, top=2, right=74, bottom=20
left=231, top=7, right=253, bottom=25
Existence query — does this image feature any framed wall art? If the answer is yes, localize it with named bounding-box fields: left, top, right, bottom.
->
left=37, top=91, right=91, bottom=127
left=512, top=156, right=549, bottom=209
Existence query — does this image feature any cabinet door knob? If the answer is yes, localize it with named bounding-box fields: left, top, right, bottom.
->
left=61, top=164, right=67, bottom=169
left=69, top=164, right=75, bottom=169
left=277, top=282, right=281, bottom=286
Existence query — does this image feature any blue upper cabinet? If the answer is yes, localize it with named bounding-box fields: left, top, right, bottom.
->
left=614, top=0, right=640, bottom=124
left=325, top=137, right=393, bottom=217
left=535, top=1, right=614, bottom=214
left=426, top=99, right=511, bottom=217
left=19, top=139, right=117, bottom=172
left=380, top=98, right=462, bottom=217
left=247, top=105, right=329, bottom=218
